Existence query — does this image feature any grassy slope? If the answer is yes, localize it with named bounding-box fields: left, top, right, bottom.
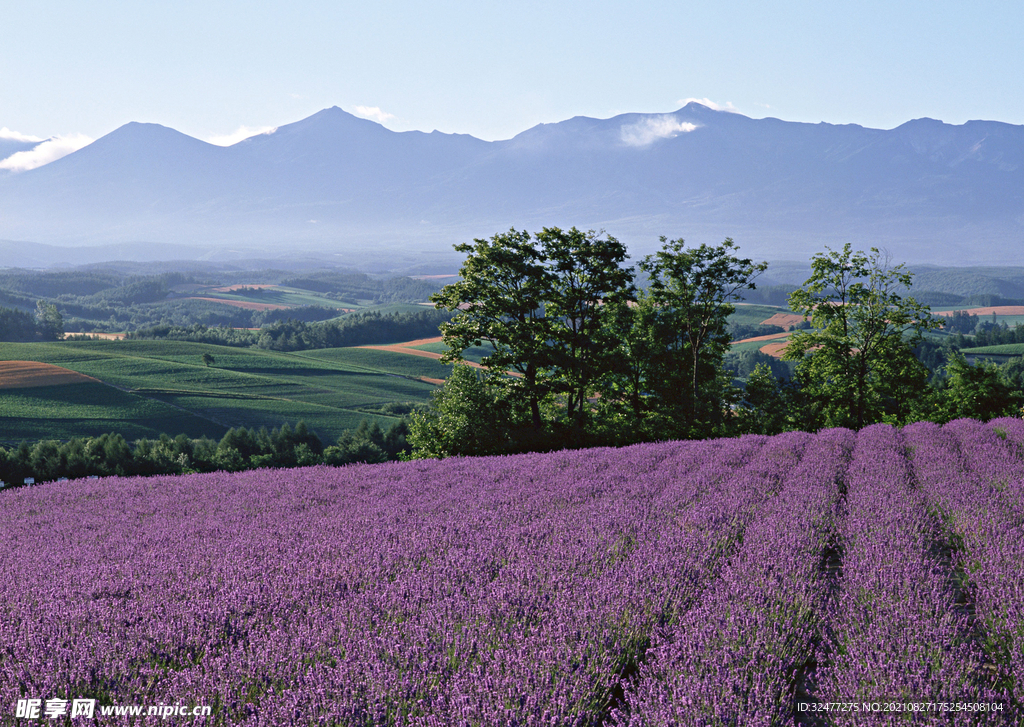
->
left=294, top=347, right=453, bottom=380
left=958, top=343, right=1024, bottom=355
left=187, top=286, right=357, bottom=309
left=0, top=341, right=439, bottom=444
left=729, top=337, right=790, bottom=355
left=0, top=382, right=225, bottom=443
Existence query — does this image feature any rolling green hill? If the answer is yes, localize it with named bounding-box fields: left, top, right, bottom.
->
left=0, top=340, right=441, bottom=444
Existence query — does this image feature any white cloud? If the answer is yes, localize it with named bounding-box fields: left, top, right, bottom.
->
left=0, top=127, right=44, bottom=143
left=620, top=115, right=698, bottom=147
left=206, top=125, right=277, bottom=147
left=353, top=106, right=395, bottom=124
left=0, top=133, right=94, bottom=172
left=678, top=97, right=739, bottom=113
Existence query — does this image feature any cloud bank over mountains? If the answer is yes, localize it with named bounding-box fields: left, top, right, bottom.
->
left=0, top=129, right=94, bottom=172
left=0, top=128, right=44, bottom=143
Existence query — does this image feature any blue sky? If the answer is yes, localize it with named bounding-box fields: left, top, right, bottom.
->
left=2, top=0, right=1022, bottom=158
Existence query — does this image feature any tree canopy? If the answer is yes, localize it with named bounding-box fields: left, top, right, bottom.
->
left=783, top=245, right=939, bottom=428
left=420, top=228, right=765, bottom=454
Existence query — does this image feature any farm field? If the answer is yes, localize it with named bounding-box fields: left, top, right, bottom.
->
left=294, top=346, right=453, bottom=381
left=0, top=340, right=440, bottom=443
left=1, top=420, right=1020, bottom=725
left=960, top=343, right=1024, bottom=356
left=931, top=306, right=1024, bottom=328
left=169, top=284, right=361, bottom=311
left=729, top=331, right=792, bottom=354
left=729, top=303, right=791, bottom=327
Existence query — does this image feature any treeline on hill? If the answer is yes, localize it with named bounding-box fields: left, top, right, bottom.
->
left=0, top=267, right=442, bottom=332
left=0, top=418, right=414, bottom=487
left=407, top=229, right=1024, bottom=458
left=126, top=309, right=453, bottom=351
left=0, top=301, right=65, bottom=341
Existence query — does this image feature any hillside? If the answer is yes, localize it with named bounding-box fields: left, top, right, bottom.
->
left=1, top=421, right=1020, bottom=723
left=0, top=340, right=447, bottom=442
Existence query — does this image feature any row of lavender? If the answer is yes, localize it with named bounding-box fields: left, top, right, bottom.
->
left=904, top=418, right=1024, bottom=713
left=1, top=423, right=1021, bottom=725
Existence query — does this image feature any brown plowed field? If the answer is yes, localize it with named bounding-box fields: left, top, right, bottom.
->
left=760, top=313, right=806, bottom=328
left=933, top=306, right=1024, bottom=317
left=0, top=361, right=100, bottom=389
left=182, top=297, right=290, bottom=311
left=759, top=342, right=789, bottom=358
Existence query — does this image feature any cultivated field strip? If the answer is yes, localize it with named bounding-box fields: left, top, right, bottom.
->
left=1, top=424, right=1022, bottom=725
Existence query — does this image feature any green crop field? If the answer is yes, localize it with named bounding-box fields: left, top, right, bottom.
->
left=187, top=286, right=359, bottom=310
left=0, top=340, right=441, bottom=444
left=295, top=347, right=453, bottom=380
left=729, top=304, right=790, bottom=327
left=0, top=382, right=225, bottom=442
left=959, top=343, right=1024, bottom=356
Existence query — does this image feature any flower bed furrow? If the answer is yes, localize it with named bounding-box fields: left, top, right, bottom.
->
left=904, top=418, right=1024, bottom=709
left=616, top=428, right=854, bottom=725
left=815, top=424, right=993, bottom=725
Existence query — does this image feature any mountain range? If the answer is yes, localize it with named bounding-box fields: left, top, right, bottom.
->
left=1, top=103, right=1022, bottom=269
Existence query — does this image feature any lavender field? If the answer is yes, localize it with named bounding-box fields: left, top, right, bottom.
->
left=2, top=421, right=1023, bottom=725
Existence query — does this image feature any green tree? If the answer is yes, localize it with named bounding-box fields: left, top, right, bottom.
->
left=783, top=245, right=938, bottom=429
left=408, top=364, right=524, bottom=458
left=594, top=295, right=660, bottom=436
left=35, top=301, right=64, bottom=340
left=432, top=229, right=553, bottom=429
left=736, top=362, right=789, bottom=435
left=433, top=227, right=633, bottom=434
left=638, top=237, right=767, bottom=437
left=938, top=354, right=1019, bottom=422
left=202, top=352, right=215, bottom=367
left=536, top=227, right=634, bottom=427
